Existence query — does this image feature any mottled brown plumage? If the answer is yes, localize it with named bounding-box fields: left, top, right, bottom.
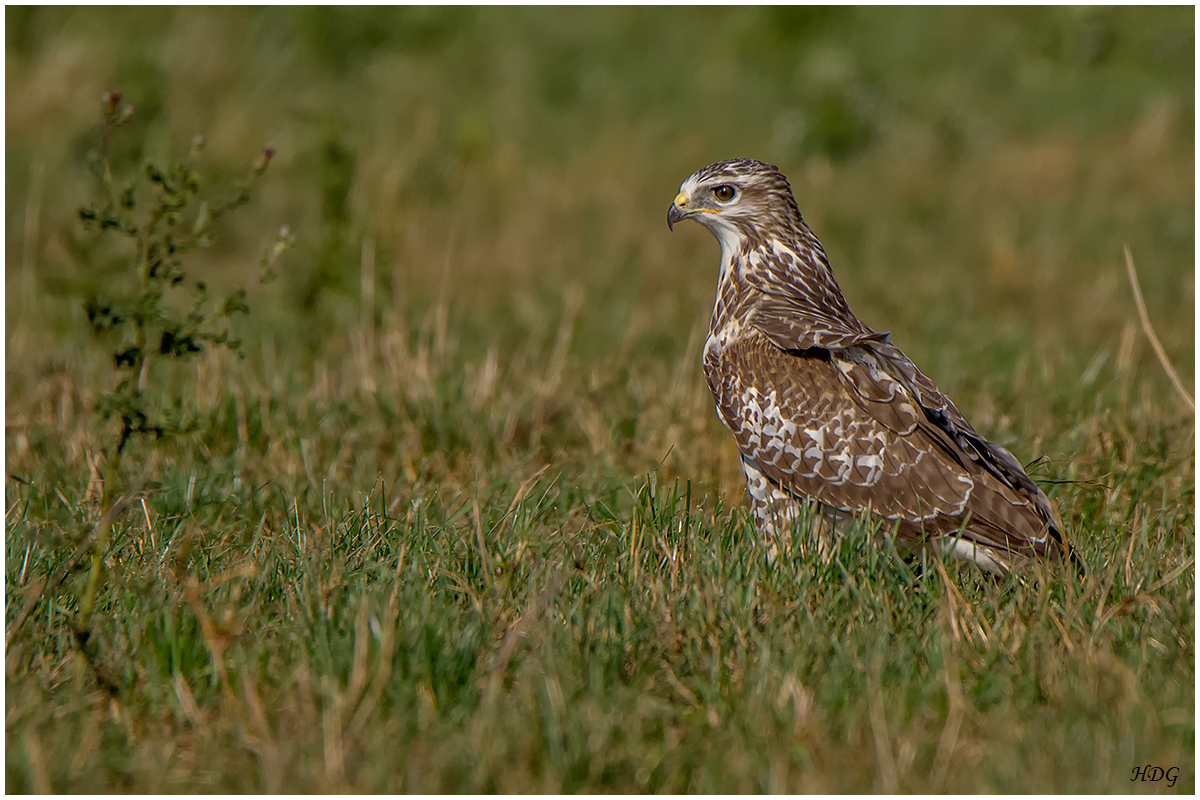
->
left=668, top=158, right=1079, bottom=575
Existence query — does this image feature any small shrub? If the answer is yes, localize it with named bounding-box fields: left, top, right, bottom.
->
left=68, top=90, right=290, bottom=685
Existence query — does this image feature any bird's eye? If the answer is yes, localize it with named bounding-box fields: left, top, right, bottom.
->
left=713, top=185, right=737, bottom=203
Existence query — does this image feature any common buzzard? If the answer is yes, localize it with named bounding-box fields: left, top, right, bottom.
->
left=668, top=158, right=1079, bottom=575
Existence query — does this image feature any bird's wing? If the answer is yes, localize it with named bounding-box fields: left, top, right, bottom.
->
left=706, top=333, right=973, bottom=523
left=749, top=291, right=888, bottom=350
left=848, top=340, right=1062, bottom=533
left=704, top=333, right=1058, bottom=558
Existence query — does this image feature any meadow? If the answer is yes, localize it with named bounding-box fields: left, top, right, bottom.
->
left=4, top=7, right=1194, bottom=791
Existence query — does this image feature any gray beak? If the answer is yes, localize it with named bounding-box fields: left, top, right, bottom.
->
left=667, top=202, right=688, bottom=231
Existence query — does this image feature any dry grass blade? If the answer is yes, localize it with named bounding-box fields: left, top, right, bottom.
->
left=342, top=599, right=372, bottom=715
left=1123, top=244, right=1193, bottom=412
left=1048, top=609, right=1075, bottom=654
left=174, top=672, right=206, bottom=728
left=933, top=556, right=962, bottom=644
left=503, top=464, right=552, bottom=520
left=183, top=577, right=231, bottom=690
left=239, top=674, right=282, bottom=793
left=661, top=660, right=702, bottom=710
left=490, top=565, right=573, bottom=682
left=472, top=499, right=495, bottom=591
left=348, top=543, right=407, bottom=735
left=929, top=653, right=965, bottom=792
left=1147, top=556, right=1195, bottom=594
left=867, top=658, right=900, bottom=793
left=22, top=730, right=53, bottom=793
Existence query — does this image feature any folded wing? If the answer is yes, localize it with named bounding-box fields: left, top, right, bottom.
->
left=704, top=332, right=1068, bottom=563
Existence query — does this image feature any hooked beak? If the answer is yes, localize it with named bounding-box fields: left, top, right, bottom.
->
left=667, top=191, right=690, bottom=231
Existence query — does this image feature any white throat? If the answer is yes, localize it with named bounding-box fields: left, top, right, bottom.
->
left=706, top=216, right=747, bottom=284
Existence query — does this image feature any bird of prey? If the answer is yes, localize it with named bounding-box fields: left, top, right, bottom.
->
left=667, top=158, right=1079, bottom=575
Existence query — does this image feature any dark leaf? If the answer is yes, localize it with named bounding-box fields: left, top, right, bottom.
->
left=114, top=346, right=141, bottom=368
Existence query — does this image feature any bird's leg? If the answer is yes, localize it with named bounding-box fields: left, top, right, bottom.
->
left=753, top=498, right=799, bottom=564
left=752, top=491, right=841, bottom=565
left=812, top=503, right=855, bottom=563
left=741, top=456, right=799, bottom=562
left=740, top=455, right=862, bottom=565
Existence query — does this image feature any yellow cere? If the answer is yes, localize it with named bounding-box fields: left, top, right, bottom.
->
left=673, top=191, right=689, bottom=208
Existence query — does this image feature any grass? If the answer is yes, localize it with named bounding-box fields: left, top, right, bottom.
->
left=5, top=6, right=1195, bottom=792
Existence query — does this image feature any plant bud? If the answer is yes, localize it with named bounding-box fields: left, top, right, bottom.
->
left=251, top=146, right=275, bottom=178
left=118, top=105, right=135, bottom=124
left=102, top=90, right=122, bottom=117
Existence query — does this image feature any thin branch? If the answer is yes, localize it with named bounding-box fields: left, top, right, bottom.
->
left=1123, top=245, right=1193, bottom=412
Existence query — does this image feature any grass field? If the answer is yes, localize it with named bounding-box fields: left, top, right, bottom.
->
left=5, top=7, right=1195, bottom=791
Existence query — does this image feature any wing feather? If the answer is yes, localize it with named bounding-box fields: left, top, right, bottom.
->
left=704, top=332, right=1066, bottom=562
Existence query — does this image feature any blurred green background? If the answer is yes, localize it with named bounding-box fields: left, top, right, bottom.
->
left=7, top=6, right=1193, bottom=367
left=4, top=7, right=1195, bottom=792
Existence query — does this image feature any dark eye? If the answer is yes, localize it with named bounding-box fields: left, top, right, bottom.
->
left=713, top=185, right=737, bottom=203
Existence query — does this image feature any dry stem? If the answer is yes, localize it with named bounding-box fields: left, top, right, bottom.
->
left=1123, top=245, right=1193, bottom=412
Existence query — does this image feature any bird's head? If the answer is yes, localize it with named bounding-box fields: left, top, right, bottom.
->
left=667, top=159, right=802, bottom=251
